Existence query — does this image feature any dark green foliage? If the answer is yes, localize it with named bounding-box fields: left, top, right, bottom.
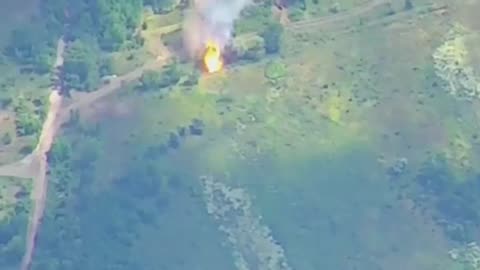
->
left=235, top=37, right=266, bottom=62
left=0, top=181, right=31, bottom=270
left=42, top=0, right=143, bottom=50
left=234, top=5, right=273, bottom=34
left=13, top=97, right=42, bottom=137
left=93, top=0, right=143, bottom=50
left=47, top=138, right=72, bottom=166
left=30, top=108, right=234, bottom=270
left=181, top=71, right=200, bottom=87
left=0, top=213, right=29, bottom=269
left=284, top=0, right=306, bottom=9
left=140, top=70, right=162, bottom=90
left=40, top=0, right=69, bottom=35
left=144, top=0, right=177, bottom=13
left=405, top=0, right=413, bottom=10
left=189, top=118, right=204, bottom=136
left=1, top=133, right=12, bottom=145
left=32, top=128, right=164, bottom=270
left=139, top=64, right=181, bottom=91
left=261, top=22, right=283, bottom=54
left=414, top=155, right=480, bottom=243
left=5, top=24, right=55, bottom=74
left=99, top=56, right=115, bottom=77
left=62, top=40, right=100, bottom=92
left=4, top=0, right=147, bottom=76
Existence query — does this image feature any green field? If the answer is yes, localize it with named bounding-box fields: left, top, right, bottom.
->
left=1, top=0, right=480, bottom=269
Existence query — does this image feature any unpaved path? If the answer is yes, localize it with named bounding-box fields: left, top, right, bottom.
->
left=0, top=154, right=36, bottom=179
left=19, top=38, right=65, bottom=270
left=17, top=46, right=170, bottom=270
left=288, top=0, right=389, bottom=29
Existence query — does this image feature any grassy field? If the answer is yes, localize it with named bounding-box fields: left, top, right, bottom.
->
left=0, top=0, right=468, bottom=269
left=30, top=1, right=480, bottom=268
left=0, top=0, right=51, bottom=165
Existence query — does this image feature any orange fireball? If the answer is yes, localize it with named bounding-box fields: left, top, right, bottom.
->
left=203, top=41, right=223, bottom=73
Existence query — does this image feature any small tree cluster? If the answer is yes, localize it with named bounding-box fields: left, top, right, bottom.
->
left=261, top=22, right=283, bottom=54
left=62, top=40, right=101, bottom=92
left=139, top=64, right=181, bottom=91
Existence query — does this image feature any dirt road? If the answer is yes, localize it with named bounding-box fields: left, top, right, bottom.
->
left=287, top=0, right=389, bottom=30
left=19, top=38, right=65, bottom=270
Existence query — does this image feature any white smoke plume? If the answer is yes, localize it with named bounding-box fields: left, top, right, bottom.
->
left=183, top=0, right=252, bottom=58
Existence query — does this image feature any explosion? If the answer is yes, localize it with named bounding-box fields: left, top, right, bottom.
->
left=183, top=0, right=252, bottom=71
left=203, top=40, right=223, bottom=73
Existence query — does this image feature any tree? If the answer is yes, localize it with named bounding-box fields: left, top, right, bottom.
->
left=47, top=138, right=72, bottom=166
left=1, top=133, right=12, bottom=145
left=13, top=97, right=42, bottom=137
left=144, top=0, right=177, bottom=14
left=62, top=39, right=101, bottom=92
left=139, top=64, right=181, bottom=91
left=93, top=0, right=143, bottom=50
left=404, top=0, right=413, bottom=10
left=261, top=22, right=283, bottom=54
left=5, top=24, right=55, bottom=74
left=233, top=35, right=265, bottom=61
left=284, top=0, right=306, bottom=9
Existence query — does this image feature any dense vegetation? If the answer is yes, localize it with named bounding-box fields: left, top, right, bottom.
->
left=413, top=154, right=480, bottom=243
left=0, top=178, right=32, bottom=270
left=139, top=64, right=181, bottom=91
left=30, top=112, right=229, bottom=270
left=62, top=40, right=101, bottom=92
left=5, top=0, right=477, bottom=269
left=262, top=22, right=283, bottom=54
left=3, top=0, right=174, bottom=92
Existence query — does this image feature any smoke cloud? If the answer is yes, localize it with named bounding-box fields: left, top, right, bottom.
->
left=183, top=0, right=252, bottom=58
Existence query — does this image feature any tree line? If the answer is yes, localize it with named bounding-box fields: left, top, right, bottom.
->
left=3, top=0, right=176, bottom=93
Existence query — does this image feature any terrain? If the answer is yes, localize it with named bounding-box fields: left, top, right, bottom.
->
left=1, top=0, right=480, bottom=270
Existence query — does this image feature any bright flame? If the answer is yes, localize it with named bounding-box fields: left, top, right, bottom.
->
left=203, top=41, right=223, bottom=73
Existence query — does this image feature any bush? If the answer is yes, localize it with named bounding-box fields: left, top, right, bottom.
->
left=288, top=7, right=305, bottom=21
left=1, top=133, right=12, bottom=145
left=12, top=97, right=42, bottom=137
left=5, top=23, right=55, bottom=74
left=140, top=64, right=181, bottom=91
left=233, top=35, right=266, bottom=62
left=264, top=60, right=286, bottom=81
left=144, top=0, right=178, bottom=14
left=261, top=23, right=283, bottom=54
left=62, top=40, right=101, bottom=92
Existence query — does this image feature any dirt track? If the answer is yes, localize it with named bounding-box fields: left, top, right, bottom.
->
left=19, top=38, right=65, bottom=270
left=287, top=0, right=389, bottom=29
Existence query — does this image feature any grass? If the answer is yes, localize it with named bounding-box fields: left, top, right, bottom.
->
left=0, top=0, right=39, bottom=49
left=0, top=177, right=31, bottom=221
left=108, top=45, right=151, bottom=76
left=234, top=4, right=274, bottom=34
left=140, top=9, right=183, bottom=59
left=0, top=61, right=50, bottom=161
left=80, top=39, right=454, bottom=266
left=22, top=0, right=480, bottom=269
left=0, top=176, right=31, bottom=269
left=0, top=0, right=51, bottom=164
